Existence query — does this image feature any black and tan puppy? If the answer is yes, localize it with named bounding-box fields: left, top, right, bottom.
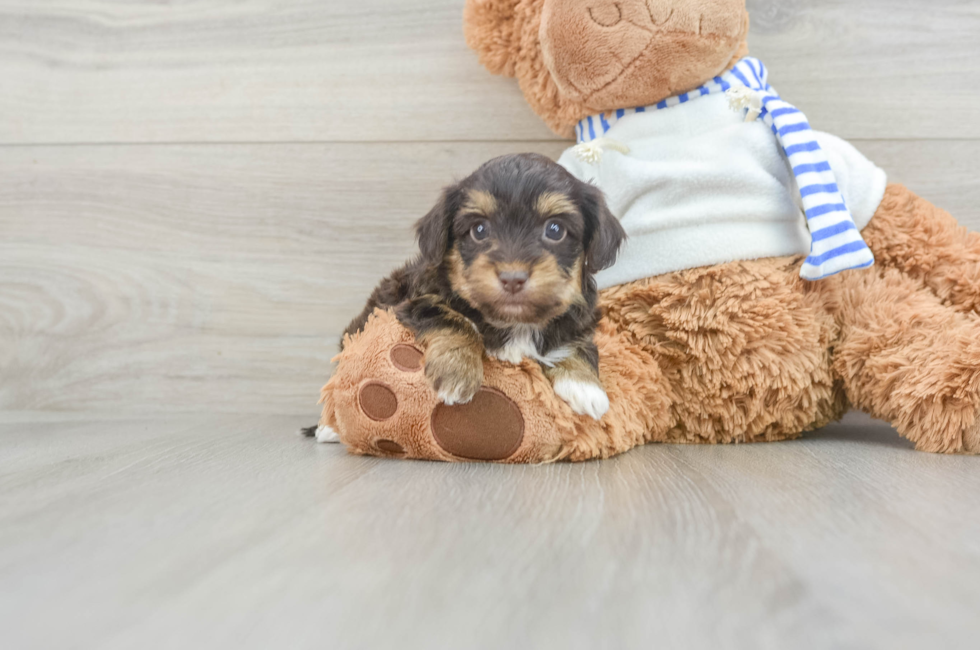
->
left=344, top=153, right=626, bottom=419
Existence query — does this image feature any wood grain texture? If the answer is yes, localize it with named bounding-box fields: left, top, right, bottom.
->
left=0, top=0, right=978, bottom=143
left=2, top=140, right=978, bottom=414
left=1, top=412, right=978, bottom=650
left=0, top=141, right=560, bottom=413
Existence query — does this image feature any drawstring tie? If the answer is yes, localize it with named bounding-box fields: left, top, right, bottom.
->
left=572, top=137, right=630, bottom=164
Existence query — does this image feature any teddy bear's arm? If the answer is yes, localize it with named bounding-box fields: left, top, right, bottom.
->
left=863, top=184, right=980, bottom=316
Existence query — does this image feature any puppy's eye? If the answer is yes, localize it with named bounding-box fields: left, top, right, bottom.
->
left=543, top=219, right=566, bottom=242
left=470, top=220, right=491, bottom=242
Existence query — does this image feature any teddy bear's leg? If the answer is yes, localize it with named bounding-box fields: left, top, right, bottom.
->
left=862, top=184, right=980, bottom=314
left=320, top=309, right=546, bottom=462
left=319, top=308, right=677, bottom=463
left=599, top=257, right=848, bottom=446
left=833, top=265, right=980, bottom=454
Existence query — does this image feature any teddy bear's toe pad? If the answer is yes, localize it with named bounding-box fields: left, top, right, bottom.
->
left=358, top=381, right=399, bottom=421
left=431, top=387, right=524, bottom=460
left=375, top=439, right=406, bottom=455
left=390, top=344, right=424, bottom=372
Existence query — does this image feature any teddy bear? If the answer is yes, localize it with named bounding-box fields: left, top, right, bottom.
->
left=313, top=0, right=980, bottom=462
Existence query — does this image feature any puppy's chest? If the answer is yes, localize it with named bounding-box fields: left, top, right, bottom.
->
left=485, top=325, right=570, bottom=367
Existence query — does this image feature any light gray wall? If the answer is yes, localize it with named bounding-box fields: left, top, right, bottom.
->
left=2, top=0, right=978, bottom=415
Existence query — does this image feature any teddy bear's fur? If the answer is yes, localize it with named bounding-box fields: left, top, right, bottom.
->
left=317, top=0, right=980, bottom=461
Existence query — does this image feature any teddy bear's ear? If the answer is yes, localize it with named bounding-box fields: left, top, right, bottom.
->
left=463, top=0, right=525, bottom=77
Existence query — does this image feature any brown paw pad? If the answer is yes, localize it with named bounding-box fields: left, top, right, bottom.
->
left=430, top=387, right=524, bottom=461
left=390, top=344, right=423, bottom=372
left=375, top=439, right=406, bottom=456
left=358, top=381, right=398, bottom=421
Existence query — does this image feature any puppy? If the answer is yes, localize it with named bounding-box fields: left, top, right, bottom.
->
left=343, top=153, right=625, bottom=420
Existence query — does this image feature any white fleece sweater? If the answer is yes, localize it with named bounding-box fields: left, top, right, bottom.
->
left=558, top=92, right=888, bottom=290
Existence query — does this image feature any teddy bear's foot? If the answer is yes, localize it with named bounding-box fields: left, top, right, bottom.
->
left=915, top=418, right=980, bottom=456
left=333, top=344, right=530, bottom=460
left=834, top=265, right=980, bottom=456
left=319, top=310, right=571, bottom=463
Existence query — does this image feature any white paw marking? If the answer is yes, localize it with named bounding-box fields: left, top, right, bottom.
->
left=315, top=425, right=341, bottom=444
left=553, top=379, right=610, bottom=420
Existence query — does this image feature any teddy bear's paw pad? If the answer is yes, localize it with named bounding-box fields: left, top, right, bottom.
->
left=374, top=439, right=406, bottom=456
left=431, top=387, right=525, bottom=461
left=390, top=344, right=424, bottom=372
left=358, top=381, right=399, bottom=421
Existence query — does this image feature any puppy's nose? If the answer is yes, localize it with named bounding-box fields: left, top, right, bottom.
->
left=498, top=270, right=529, bottom=294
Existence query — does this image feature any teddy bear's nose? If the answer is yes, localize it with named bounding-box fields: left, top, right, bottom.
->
left=588, top=2, right=623, bottom=27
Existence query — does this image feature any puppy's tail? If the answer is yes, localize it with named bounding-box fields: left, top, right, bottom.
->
left=298, top=425, right=318, bottom=438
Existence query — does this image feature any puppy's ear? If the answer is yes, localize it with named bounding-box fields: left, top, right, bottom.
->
left=415, top=187, right=460, bottom=265
left=580, top=184, right=626, bottom=272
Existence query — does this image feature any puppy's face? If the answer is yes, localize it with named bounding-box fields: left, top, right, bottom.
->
left=450, top=187, right=586, bottom=325
left=416, top=154, right=625, bottom=327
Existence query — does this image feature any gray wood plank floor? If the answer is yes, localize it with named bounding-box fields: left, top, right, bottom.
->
left=2, top=412, right=979, bottom=650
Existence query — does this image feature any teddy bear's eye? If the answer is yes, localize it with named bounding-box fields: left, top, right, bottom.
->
left=588, top=3, right=623, bottom=28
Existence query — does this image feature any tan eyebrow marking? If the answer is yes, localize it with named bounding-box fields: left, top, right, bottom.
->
left=536, top=192, right=578, bottom=219
left=461, top=190, right=497, bottom=216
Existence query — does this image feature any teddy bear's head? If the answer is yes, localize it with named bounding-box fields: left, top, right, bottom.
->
left=464, top=0, right=750, bottom=138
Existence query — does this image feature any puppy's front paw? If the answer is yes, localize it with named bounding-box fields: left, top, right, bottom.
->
left=553, top=378, right=610, bottom=420
left=425, top=346, right=484, bottom=406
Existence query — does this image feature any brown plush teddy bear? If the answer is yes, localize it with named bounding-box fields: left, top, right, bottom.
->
left=314, top=0, right=980, bottom=461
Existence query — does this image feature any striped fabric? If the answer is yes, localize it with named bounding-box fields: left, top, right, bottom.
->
left=575, top=57, right=875, bottom=281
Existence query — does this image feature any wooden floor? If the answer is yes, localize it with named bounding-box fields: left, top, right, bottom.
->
left=3, top=1, right=980, bottom=647
left=2, top=411, right=979, bottom=649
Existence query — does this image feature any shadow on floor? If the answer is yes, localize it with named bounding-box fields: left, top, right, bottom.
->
left=806, top=411, right=915, bottom=450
